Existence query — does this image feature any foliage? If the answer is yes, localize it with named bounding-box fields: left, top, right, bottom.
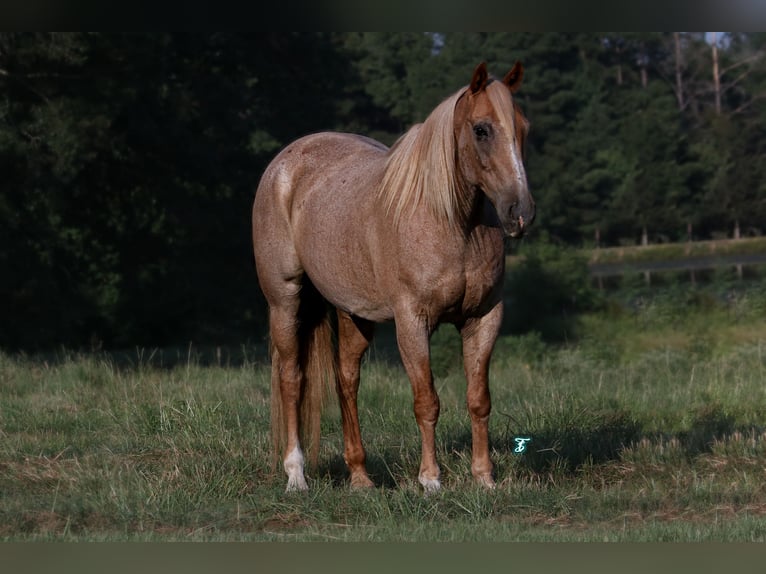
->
left=503, top=236, right=599, bottom=341
left=1, top=32, right=765, bottom=350
left=589, top=235, right=766, bottom=265
left=429, top=324, right=463, bottom=379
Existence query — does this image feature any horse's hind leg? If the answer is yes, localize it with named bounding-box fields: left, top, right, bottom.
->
left=336, top=310, right=375, bottom=488
left=269, top=300, right=309, bottom=491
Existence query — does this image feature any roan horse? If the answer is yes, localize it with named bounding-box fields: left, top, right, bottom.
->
left=252, top=62, right=535, bottom=492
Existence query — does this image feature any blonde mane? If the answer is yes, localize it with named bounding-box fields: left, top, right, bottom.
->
left=376, top=88, right=469, bottom=229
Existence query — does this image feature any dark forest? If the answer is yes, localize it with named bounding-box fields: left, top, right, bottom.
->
left=2, top=33, right=764, bottom=349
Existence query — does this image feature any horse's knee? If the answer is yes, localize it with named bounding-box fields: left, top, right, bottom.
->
left=467, top=387, right=491, bottom=420
left=467, top=398, right=490, bottom=421
left=413, top=392, right=440, bottom=424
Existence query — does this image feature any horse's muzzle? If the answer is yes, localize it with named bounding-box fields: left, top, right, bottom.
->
left=504, top=200, right=535, bottom=238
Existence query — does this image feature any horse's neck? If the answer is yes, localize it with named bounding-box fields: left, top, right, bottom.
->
left=452, top=179, right=491, bottom=234
left=463, top=188, right=505, bottom=245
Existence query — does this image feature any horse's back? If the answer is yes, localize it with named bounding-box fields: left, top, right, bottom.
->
left=260, top=131, right=385, bottom=186
left=254, top=132, right=386, bottom=220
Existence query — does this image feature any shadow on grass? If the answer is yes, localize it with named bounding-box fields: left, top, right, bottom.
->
left=308, top=403, right=752, bottom=488
left=676, top=402, right=740, bottom=455
left=504, top=409, right=642, bottom=474
left=317, top=452, right=405, bottom=490
left=502, top=402, right=749, bottom=475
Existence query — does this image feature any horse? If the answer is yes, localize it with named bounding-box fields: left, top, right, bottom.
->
left=252, top=61, right=535, bottom=492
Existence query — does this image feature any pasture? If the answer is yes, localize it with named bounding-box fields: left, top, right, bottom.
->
left=2, top=277, right=766, bottom=541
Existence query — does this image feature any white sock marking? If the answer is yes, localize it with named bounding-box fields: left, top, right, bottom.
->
left=284, top=446, right=308, bottom=492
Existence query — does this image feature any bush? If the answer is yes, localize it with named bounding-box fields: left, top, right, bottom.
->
left=503, top=237, right=599, bottom=341
left=493, top=331, right=547, bottom=365
left=430, top=324, right=463, bottom=378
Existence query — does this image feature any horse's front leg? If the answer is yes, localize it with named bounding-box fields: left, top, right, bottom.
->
left=395, top=311, right=441, bottom=492
left=460, top=302, right=503, bottom=489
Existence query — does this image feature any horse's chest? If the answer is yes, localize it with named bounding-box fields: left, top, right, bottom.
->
left=461, top=254, right=504, bottom=314
left=419, top=254, right=503, bottom=322
left=403, top=233, right=505, bottom=321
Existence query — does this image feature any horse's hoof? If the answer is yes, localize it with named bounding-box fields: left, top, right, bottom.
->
left=350, top=474, right=375, bottom=489
left=419, top=475, right=441, bottom=493
left=285, top=476, right=309, bottom=492
left=475, top=474, right=496, bottom=489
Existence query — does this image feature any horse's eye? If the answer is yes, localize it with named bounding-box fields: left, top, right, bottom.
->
left=473, top=123, right=491, bottom=141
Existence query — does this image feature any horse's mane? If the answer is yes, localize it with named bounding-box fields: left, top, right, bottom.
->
left=376, top=87, right=469, bottom=230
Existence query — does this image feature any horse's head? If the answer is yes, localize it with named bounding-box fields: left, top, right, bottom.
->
left=455, top=61, right=535, bottom=238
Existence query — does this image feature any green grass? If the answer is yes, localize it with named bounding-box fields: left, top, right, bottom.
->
left=2, top=293, right=766, bottom=541
left=506, top=236, right=766, bottom=269
left=586, top=235, right=766, bottom=266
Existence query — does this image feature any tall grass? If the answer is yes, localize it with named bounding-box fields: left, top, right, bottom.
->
left=2, top=282, right=766, bottom=541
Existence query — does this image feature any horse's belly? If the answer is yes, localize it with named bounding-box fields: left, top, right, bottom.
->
left=294, top=219, right=393, bottom=322
left=307, top=267, right=394, bottom=322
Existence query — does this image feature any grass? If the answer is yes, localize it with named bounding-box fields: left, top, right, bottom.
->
left=586, top=235, right=766, bottom=266
left=506, top=236, right=766, bottom=270
left=2, top=284, right=766, bottom=541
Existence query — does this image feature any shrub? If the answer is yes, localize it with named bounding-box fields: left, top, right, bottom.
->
left=504, top=237, right=599, bottom=341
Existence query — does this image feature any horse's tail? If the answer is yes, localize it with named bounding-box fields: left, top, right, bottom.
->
left=270, top=284, right=336, bottom=472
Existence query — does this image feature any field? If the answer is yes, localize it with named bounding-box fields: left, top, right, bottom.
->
left=3, top=277, right=766, bottom=541
left=587, top=236, right=766, bottom=266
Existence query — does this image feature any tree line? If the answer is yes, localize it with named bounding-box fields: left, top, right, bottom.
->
left=1, top=33, right=764, bottom=350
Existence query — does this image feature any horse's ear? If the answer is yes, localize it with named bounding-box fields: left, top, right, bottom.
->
left=470, top=62, right=489, bottom=94
left=503, top=61, right=524, bottom=93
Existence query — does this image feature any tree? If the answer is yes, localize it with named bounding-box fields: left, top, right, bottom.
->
left=342, top=32, right=437, bottom=140
left=688, top=33, right=766, bottom=238
left=3, top=33, right=765, bottom=351
left=0, top=33, right=360, bottom=349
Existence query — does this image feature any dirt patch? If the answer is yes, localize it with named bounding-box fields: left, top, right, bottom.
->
left=261, top=512, right=313, bottom=532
